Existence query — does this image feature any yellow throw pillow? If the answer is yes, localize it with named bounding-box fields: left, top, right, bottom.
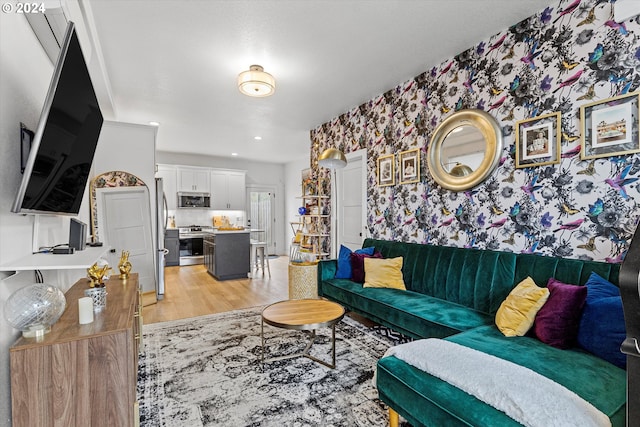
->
left=495, top=277, right=550, bottom=337
left=363, top=257, right=406, bottom=290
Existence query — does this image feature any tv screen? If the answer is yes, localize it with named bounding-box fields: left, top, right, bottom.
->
left=12, top=21, right=103, bottom=215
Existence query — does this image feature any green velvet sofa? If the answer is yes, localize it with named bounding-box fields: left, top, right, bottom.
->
left=318, top=238, right=627, bottom=427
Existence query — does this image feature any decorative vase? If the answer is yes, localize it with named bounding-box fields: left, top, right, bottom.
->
left=298, top=206, right=307, bottom=215
left=4, top=284, right=66, bottom=338
left=84, top=288, right=107, bottom=312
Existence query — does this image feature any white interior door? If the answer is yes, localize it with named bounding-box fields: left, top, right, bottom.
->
left=96, top=187, right=156, bottom=293
left=336, top=149, right=367, bottom=252
left=247, top=186, right=276, bottom=254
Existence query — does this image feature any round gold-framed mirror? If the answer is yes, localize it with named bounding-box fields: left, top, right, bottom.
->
left=427, top=109, right=503, bottom=191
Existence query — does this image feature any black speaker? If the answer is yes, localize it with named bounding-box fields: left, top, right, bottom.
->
left=69, top=218, right=87, bottom=251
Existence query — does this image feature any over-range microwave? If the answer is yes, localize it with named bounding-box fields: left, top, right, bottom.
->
left=178, top=192, right=211, bottom=208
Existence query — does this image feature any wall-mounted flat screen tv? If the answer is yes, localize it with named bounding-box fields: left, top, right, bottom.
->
left=12, top=21, right=103, bottom=215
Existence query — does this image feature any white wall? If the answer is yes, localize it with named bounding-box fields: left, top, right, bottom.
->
left=157, top=151, right=292, bottom=255
left=93, top=121, right=158, bottom=190
left=0, top=13, right=91, bottom=425
left=91, top=121, right=158, bottom=292
left=0, top=16, right=158, bottom=424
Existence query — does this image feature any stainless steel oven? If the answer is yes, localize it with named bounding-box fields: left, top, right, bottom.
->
left=178, top=226, right=212, bottom=265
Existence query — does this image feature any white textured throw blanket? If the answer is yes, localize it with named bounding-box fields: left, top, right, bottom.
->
left=379, top=339, right=611, bottom=427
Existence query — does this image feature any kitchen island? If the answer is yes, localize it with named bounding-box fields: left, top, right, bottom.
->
left=204, top=229, right=251, bottom=280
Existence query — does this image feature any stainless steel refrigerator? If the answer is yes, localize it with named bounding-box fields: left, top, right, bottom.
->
left=155, top=177, right=168, bottom=300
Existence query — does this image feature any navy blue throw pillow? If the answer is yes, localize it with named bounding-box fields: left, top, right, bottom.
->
left=335, top=245, right=374, bottom=279
left=577, top=272, right=626, bottom=369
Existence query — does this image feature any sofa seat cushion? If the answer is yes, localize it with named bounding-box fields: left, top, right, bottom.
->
left=322, top=279, right=493, bottom=339
left=376, top=355, right=521, bottom=427
left=377, top=326, right=626, bottom=427
left=446, top=326, right=627, bottom=423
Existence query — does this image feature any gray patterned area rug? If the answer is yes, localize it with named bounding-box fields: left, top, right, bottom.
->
left=137, top=306, right=407, bottom=426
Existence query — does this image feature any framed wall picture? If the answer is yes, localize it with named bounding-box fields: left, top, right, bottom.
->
left=377, top=153, right=395, bottom=186
left=580, top=92, right=640, bottom=160
left=515, top=112, right=561, bottom=168
left=399, top=148, right=420, bottom=184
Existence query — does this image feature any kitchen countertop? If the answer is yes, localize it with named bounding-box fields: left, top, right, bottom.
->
left=213, top=229, right=251, bottom=234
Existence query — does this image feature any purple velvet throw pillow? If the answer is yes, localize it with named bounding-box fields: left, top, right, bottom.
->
left=534, top=278, right=587, bottom=349
left=350, top=251, right=383, bottom=283
left=335, top=245, right=375, bottom=279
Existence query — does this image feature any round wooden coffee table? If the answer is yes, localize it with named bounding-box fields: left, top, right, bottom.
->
left=261, top=299, right=345, bottom=369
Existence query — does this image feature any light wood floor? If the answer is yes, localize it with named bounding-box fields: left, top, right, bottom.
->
left=142, top=256, right=290, bottom=324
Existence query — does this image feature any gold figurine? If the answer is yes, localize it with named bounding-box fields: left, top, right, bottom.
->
left=118, top=250, right=132, bottom=280
left=87, top=262, right=111, bottom=288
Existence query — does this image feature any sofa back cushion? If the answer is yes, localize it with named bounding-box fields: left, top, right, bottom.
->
left=362, top=239, right=517, bottom=314
left=361, top=239, right=622, bottom=316
left=514, top=252, right=620, bottom=287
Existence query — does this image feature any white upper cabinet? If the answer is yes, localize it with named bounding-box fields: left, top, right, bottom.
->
left=177, top=167, right=210, bottom=193
left=210, top=170, right=246, bottom=210
left=156, top=164, right=177, bottom=210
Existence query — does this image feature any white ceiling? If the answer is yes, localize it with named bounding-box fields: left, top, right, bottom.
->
left=85, top=0, right=552, bottom=164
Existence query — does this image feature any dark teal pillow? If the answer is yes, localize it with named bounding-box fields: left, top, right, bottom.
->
left=335, top=245, right=374, bottom=279
left=577, top=272, right=626, bottom=369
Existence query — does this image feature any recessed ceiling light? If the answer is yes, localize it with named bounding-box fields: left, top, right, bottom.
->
left=231, top=152, right=238, bottom=156
left=254, top=136, right=262, bottom=140
left=149, top=121, right=160, bottom=126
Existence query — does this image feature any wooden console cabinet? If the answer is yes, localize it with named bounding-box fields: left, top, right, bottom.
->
left=10, top=274, right=142, bottom=427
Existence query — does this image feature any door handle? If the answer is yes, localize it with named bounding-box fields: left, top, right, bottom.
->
left=110, top=248, right=116, bottom=253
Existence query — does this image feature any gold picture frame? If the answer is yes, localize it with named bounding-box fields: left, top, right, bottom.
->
left=515, top=111, right=561, bottom=168
left=580, top=92, right=640, bottom=160
left=377, top=153, right=395, bottom=186
left=399, top=148, right=420, bottom=184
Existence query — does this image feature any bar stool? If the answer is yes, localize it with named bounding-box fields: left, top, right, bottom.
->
left=251, top=240, right=271, bottom=277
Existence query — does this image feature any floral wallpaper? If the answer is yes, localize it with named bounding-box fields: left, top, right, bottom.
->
left=310, top=0, right=640, bottom=263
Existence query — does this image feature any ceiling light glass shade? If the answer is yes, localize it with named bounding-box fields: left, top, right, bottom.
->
left=237, top=65, right=275, bottom=97
left=318, top=148, right=347, bottom=169
left=4, top=283, right=66, bottom=338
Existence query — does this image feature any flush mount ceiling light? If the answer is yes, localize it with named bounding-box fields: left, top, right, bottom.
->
left=237, top=65, right=275, bottom=97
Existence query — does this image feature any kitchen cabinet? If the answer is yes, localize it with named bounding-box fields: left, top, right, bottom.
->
left=205, top=232, right=250, bottom=280
left=165, top=228, right=180, bottom=266
left=10, top=274, right=142, bottom=427
left=204, top=235, right=215, bottom=276
left=210, top=170, right=246, bottom=210
left=156, top=164, right=177, bottom=210
left=178, top=167, right=210, bottom=193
